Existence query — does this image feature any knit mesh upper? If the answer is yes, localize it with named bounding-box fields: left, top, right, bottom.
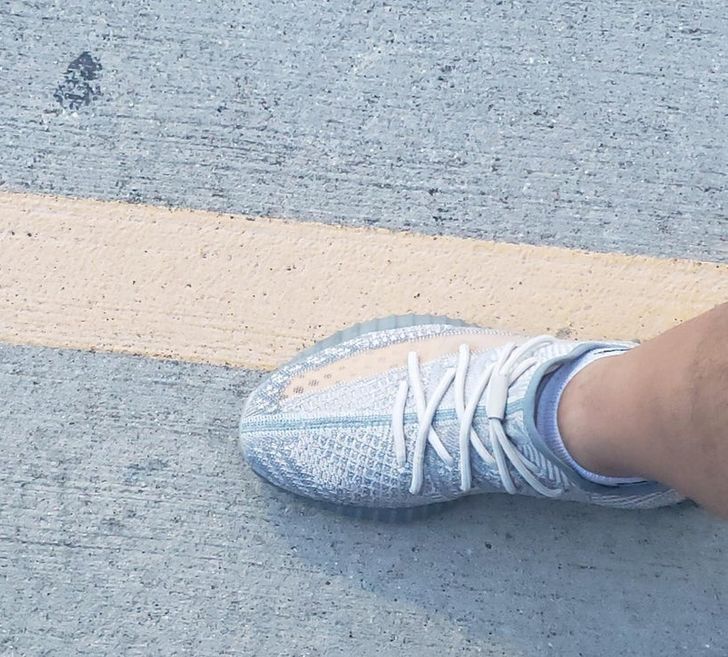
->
left=240, top=322, right=684, bottom=510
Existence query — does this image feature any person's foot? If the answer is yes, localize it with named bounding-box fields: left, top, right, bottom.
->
left=239, top=315, right=683, bottom=519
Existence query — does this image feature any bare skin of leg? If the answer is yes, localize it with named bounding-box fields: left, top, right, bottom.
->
left=558, top=302, right=728, bottom=519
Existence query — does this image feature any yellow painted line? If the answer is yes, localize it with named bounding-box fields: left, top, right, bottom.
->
left=1, top=191, right=726, bottom=370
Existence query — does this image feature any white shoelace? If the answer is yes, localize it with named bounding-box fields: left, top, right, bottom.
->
left=391, top=336, right=565, bottom=497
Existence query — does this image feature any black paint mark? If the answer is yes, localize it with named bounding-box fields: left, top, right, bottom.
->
left=54, top=51, right=102, bottom=110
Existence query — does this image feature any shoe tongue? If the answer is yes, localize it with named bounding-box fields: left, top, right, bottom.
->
left=417, top=339, right=596, bottom=488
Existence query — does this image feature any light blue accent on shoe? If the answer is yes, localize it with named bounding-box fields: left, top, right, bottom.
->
left=536, top=347, right=646, bottom=486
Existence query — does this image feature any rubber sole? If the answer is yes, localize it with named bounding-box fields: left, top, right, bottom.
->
left=243, top=313, right=477, bottom=522
left=251, top=467, right=470, bottom=523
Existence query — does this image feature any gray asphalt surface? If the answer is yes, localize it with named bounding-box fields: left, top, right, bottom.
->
left=0, top=0, right=726, bottom=261
left=1, top=344, right=726, bottom=657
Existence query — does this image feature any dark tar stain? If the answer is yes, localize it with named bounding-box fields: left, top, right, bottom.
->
left=54, top=51, right=103, bottom=110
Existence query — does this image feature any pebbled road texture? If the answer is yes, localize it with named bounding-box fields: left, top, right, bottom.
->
left=1, top=344, right=727, bottom=656
left=0, top=0, right=726, bottom=261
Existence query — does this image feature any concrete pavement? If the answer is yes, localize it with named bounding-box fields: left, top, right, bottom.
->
left=1, top=1, right=726, bottom=261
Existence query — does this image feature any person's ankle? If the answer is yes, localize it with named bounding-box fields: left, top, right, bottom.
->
left=556, top=352, right=644, bottom=479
